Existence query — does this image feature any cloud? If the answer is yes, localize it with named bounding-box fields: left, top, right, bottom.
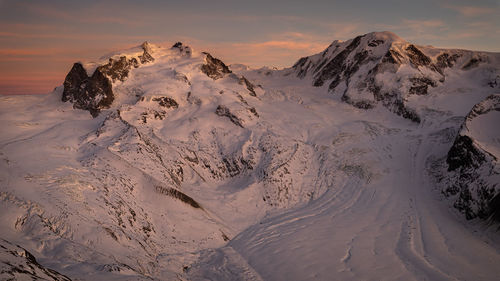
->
left=0, top=28, right=160, bottom=43
left=401, top=19, right=446, bottom=33
left=231, top=40, right=326, bottom=53
left=373, top=19, right=448, bottom=42
left=446, top=5, right=495, bottom=17
left=324, top=23, right=362, bottom=39
left=175, top=32, right=330, bottom=68
left=16, top=1, right=147, bottom=27
left=0, top=48, right=58, bottom=56
left=0, top=73, right=63, bottom=95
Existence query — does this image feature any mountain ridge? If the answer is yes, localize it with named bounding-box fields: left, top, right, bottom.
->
left=291, top=31, right=500, bottom=122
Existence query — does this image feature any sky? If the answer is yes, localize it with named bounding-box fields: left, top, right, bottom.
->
left=0, top=0, right=498, bottom=95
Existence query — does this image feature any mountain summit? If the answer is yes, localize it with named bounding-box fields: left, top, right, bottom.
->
left=292, top=31, right=499, bottom=122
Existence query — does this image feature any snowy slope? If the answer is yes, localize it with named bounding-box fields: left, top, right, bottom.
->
left=0, top=32, right=500, bottom=280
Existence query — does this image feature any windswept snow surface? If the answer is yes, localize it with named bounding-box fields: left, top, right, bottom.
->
left=1, top=34, right=500, bottom=280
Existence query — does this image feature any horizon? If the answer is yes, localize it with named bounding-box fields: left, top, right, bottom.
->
left=0, top=0, right=498, bottom=95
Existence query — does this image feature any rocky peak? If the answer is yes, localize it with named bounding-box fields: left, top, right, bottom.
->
left=405, top=44, right=431, bottom=67
left=171, top=42, right=192, bottom=57
left=239, top=76, right=257, bottom=97
left=139, top=41, right=155, bottom=63
left=141, top=41, right=152, bottom=53
left=98, top=56, right=139, bottom=82
left=201, top=52, right=232, bottom=80
left=291, top=31, right=477, bottom=122
left=62, top=62, right=113, bottom=117
left=62, top=42, right=157, bottom=117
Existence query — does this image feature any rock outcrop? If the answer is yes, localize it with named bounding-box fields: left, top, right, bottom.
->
left=443, top=94, right=500, bottom=221
left=171, top=42, right=192, bottom=57
left=0, top=238, right=72, bottom=281
left=215, top=105, right=244, bottom=128
left=62, top=42, right=155, bottom=117
left=201, top=53, right=232, bottom=80
left=153, top=97, right=179, bottom=108
left=239, top=76, right=257, bottom=97
left=61, top=63, right=113, bottom=117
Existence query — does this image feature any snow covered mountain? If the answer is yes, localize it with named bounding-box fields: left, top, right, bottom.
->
left=292, top=31, right=499, bottom=122
left=1, top=31, right=499, bottom=280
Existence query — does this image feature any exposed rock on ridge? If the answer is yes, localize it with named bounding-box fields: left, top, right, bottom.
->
left=171, top=42, right=192, bottom=57
left=215, top=105, right=244, bottom=128
left=443, top=94, right=500, bottom=221
left=61, top=63, right=113, bottom=117
left=201, top=53, right=232, bottom=80
left=61, top=42, right=155, bottom=117
left=0, top=238, right=72, bottom=281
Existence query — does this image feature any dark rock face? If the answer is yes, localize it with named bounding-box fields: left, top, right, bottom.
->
left=405, top=44, right=431, bottom=67
left=341, top=94, right=374, bottom=109
left=248, top=107, right=259, bottom=117
left=239, top=76, right=257, bottom=96
left=155, top=185, right=201, bottom=209
left=153, top=97, right=179, bottom=108
left=293, top=57, right=309, bottom=79
left=443, top=94, right=500, bottom=221
left=62, top=63, right=113, bottom=117
left=436, top=53, right=460, bottom=69
left=466, top=94, right=500, bottom=120
left=408, top=77, right=437, bottom=96
left=62, top=42, right=156, bottom=117
left=462, top=55, right=486, bottom=70
left=99, top=42, right=154, bottom=82
left=382, top=49, right=404, bottom=64
left=174, top=71, right=191, bottom=85
left=313, top=35, right=363, bottom=88
left=377, top=94, right=421, bottom=123
left=139, top=42, right=155, bottom=63
left=98, top=56, right=139, bottom=82
left=215, top=105, right=244, bottom=128
left=446, top=135, right=486, bottom=171
left=201, top=53, right=232, bottom=80
left=0, top=238, right=72, bottom=281
left=489, top=193, right=500, bottom=223
left=488, top=75, right=500, bottom=88
left=368, top=39, right=384, bottom=47
left=171, top=42, right=192, bottom=57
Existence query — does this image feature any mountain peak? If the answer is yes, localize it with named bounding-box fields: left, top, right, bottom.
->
left=141, top=41, right=152, bottom=53
left=171, top=41, right=192, bottom=56
left=291, top=31, right=496, bottom=122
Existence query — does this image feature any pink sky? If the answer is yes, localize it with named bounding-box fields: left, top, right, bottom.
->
left=0, top=0, right=498, bottom=95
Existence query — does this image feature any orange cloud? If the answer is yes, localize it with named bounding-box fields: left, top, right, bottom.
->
left=0, top=76, right=63, bottom=95
left=17, top=1, right=148, bottom=27
left=179, top=34, right=329, bottom=68
left=232, top=40, right=325, bottom=51
left=447, top=5, right=495, bottom=17
left=0, top=48, right=58, bottom=56
left=402, top=19, right=446, bottom=33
